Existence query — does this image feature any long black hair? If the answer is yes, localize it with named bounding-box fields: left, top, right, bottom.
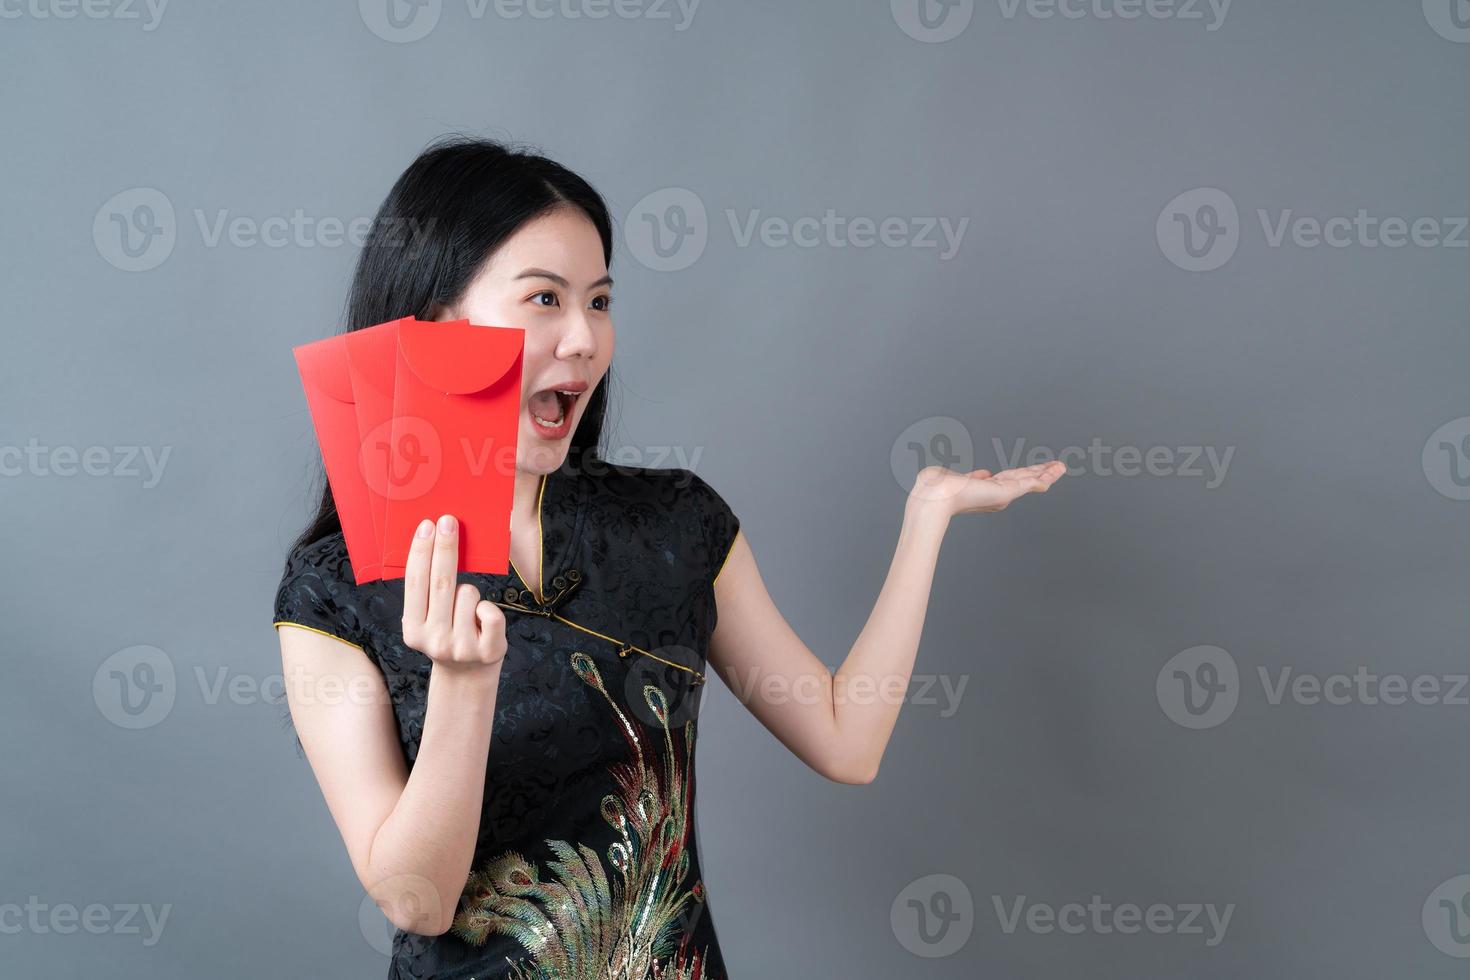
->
left=288, top=135, right=616, bottom=557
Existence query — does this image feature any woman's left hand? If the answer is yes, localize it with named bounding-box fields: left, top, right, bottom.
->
left=910, top=460, right=1067, bottom=516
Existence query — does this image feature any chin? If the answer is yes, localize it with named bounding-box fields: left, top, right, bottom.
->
left=517, top=421, right=582, bottom=474
left=518, top=445, right=567, bottom=475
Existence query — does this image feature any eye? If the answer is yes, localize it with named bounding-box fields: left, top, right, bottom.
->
left=591, top=294, right=613, bottom=312
left=531, top=290, right=559, bottom=307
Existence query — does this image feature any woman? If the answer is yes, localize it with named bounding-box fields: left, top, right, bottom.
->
left=273, top=136, right=1066, bottom=980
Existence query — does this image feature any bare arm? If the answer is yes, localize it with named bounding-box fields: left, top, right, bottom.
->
left=706, top=461, right=1065, bottom=784
left=278, top=514, right=506, bottom=936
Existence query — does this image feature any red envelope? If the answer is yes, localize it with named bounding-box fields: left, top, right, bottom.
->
left=343, top=316, right=453, bottom=578
left=292, top=335, right=382, bottom=584
left=380, top=319, right=525, bottom=574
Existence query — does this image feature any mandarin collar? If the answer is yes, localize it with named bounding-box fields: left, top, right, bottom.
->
left=496, top=459, right=586, bottom=616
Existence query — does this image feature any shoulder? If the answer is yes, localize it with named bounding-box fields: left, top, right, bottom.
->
left=272, top=531, right=371, bottom=648
left=583, top=462, right=732, bottom=518
left=680, top=469, right=741, bottom=583
left=277, top=531, right=357, bottom=596
left=583, top=461, right=740, bottom=583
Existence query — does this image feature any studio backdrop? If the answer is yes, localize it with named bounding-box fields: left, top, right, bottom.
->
left=3, top=1, right=1467, bottom=977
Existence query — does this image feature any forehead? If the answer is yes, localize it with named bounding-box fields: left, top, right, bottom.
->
left=479, top=208, right=606, bottom=282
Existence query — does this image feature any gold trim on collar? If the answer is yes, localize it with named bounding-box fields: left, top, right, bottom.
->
left=551, top=611, right=706, bottom=686
left=487, top=596, right=706, bottom=687
left=507, top=471, right=550, bottom=604
left=501, top=468, right=706, bottom=686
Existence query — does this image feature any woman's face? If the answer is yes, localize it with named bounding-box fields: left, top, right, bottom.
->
left=437, top=207, right=615, bottom=474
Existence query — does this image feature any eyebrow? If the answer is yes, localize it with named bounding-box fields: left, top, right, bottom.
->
left=513, top=268, right=614, bottom=290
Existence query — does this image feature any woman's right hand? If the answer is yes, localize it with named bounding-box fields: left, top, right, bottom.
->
left=400, top=515, right=507, bottom=672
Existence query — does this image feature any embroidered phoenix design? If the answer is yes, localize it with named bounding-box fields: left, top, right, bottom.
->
left=451, top=651, right=716, bottom=979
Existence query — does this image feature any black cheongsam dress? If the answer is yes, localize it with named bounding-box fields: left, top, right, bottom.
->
left=272, top=462, right=741, bottom=980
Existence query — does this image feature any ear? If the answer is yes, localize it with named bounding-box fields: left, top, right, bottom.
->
left=424, top=301, right=456, bottom=322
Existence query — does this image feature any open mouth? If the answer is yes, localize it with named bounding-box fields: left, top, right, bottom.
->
left=527, top=384, right=585, bottom=436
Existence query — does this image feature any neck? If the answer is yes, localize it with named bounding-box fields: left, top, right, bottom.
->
left=513, top=466, right=546, bottom=525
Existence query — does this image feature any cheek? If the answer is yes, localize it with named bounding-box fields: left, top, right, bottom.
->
left=518, top=336, right=561, bottom=394
left=598, top=323, right=616, bottom=369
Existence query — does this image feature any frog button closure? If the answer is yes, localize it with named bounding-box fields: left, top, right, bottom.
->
left=498, top=569, right=583, bottom=617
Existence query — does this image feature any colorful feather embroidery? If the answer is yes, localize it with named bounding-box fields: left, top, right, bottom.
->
left=452, top=651, right=715, bottom=979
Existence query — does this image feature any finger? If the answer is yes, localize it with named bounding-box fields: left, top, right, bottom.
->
left=1016, top=473, right=1054, bottom=495
left=401, top=518, right=436, bottom=627
left=475, top=601, right=506, bottom=659
left=996, top=462, right=1057, bottom=484
left=1011, top=467, right=1053, bottom=491
left=452, top=583, right=481, bottom=655
left=425, top=514, right=460, bottom=637
left=989, top=466, right=1030, bottom=483
left=989, top=471, right=1044, bottom=500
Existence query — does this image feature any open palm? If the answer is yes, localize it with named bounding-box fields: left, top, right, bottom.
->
left=912, top=460, right=1067, bottom=514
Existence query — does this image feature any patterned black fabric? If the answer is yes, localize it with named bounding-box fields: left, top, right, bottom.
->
left=272, top=462, right=740, bottom=980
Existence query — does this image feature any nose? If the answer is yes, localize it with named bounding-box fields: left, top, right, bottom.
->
left=555, top=308, right=599, bottom=361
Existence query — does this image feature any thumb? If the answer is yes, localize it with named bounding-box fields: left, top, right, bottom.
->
left=475, top=600, right=506, bottom=642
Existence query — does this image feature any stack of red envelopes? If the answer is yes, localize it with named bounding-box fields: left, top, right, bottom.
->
left=292, top=317, right=525, bottom=584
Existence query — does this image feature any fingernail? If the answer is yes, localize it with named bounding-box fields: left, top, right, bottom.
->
left=438, top=514, right=457, bottom=534
left=416, top=519, right=434, bottom=539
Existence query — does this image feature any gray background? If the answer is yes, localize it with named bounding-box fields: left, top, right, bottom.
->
left=3, top=0, right=1468, bottom=976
